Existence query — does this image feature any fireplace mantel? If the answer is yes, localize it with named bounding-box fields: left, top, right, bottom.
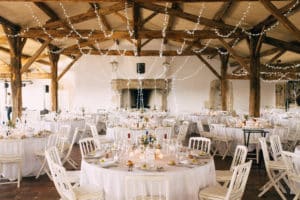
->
left=111, top=79, right=171, bottom=91
left=111, top=79, right=172, bottom=110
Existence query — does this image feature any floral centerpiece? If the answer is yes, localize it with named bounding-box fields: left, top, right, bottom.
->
left=140, top=131, right=156, bottom=147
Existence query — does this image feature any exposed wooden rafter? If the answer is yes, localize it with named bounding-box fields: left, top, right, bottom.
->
left=260, top=0, right=300, bottom=40
left=58, top=55, right=81, bottom=81
left=196, top=54, right=221, bottom=79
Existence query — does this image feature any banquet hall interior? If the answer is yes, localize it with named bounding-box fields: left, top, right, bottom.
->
left=0, top=0, right=300, bottom=199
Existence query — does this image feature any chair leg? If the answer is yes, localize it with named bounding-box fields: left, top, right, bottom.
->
left=36, top=159, right=46, bottom=179
left=222, top=141, right=231, bottom=160
left=66, top=158, right=78, bottom=169
left=293, top=192, right=300, bottom=200
left=17, top=162, right=21, bottom=188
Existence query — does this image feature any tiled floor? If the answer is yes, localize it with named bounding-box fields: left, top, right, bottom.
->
left=0, top=145, right=295, bottom=200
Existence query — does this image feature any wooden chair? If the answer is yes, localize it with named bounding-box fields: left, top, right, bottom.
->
left=281, top=151, right=300, bottom=200
left=199, top=161, right=252, bottom=200
left=209, top=124, right=232, bottom=159
left=258, top=137, right=287, bottom=200
left=188, top=137, right=211, bottom=155
left=79, top=137, right=99, bottom=158
left=270, top=134, right=284, bottom=161
left=45, top=146, right=80, bottom=185
left=125, top=175, right=169, bottom=200
left=176, top=123, right=189, bottom=144
left=35, top=133, right=58, bottom=179
left=0, top=139, right=23, bottom=188
left=48, top=160, right=104, bottom=200
left=61, top=128, right=79, bottom=169
left=216, top=145, right=248, bottom=186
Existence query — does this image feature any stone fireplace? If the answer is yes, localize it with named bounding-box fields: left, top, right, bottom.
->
left=111, top=79, right=171, bottom=110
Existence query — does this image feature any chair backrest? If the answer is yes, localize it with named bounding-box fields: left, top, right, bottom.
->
left=125, top=175, right=169, bottom=200
left=0, top=139, right=23, bottom=158
left=46, top=159, right=75, bottom=200
left=177, top=124, right=188, bottom=143
left=197, top=121, right=204, bottom=132
left=230, top=145, right=248, bottom=171
left=225, top=161, right=252, bottom=200
left=269, top=134, right=283, bottom=161
left=79, top=137, right=98, bottom=158
left=62, top=128, right=79, bottom=163
left=188, top=137, right=211, bottom=154
left=45, top=146, right=62, bottom=166
left=259, top=137, right=270, bottom=164
left=58, top=125, right=71, bottom=140
left=281, top=151, right=300, bottom=191
left=46, top=133, right=59, bottom=148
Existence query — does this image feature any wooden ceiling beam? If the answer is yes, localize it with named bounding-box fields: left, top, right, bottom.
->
left=21, top=40, right=50, bottom=73
left=33, top=2, right=128, bottom=30
left=21, top=29, right=240, bottom=40
left=138, top=2, right=244, bottom=34
left=0, top=16, right=20, bottom=31
left=264, top=36, right=300, bottom=54
left=0, top=0, right=291, bottom=2
left=196, top=54, right=221, bottom=79
left=226, top=74, right=250, bottom=80
left=260, top=0, right=300, bottom=41
left=34, top=2, right=59, bottom=21
left=0, top=72, right=51, bottom=79
left=58, top=55, right=81, bottom=81
left=219, top=38, right=250, bottom=72
left=267, top=49, right=286, bottom=64
left=89, top=3, right=112, bottom=30
left=163, top=3, right=180, bottom=44
left=253, top=0, right=300, bottom=32
left=140, top=11, right=158, bottom=28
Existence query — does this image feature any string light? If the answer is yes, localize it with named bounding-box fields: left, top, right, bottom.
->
left=124, top=1, right=134, bottom=37
left=186, top=3, right=206, bottom=35
left=92, top=3, right=114, bottom=38
left=214, top=2, right=252, bottom=38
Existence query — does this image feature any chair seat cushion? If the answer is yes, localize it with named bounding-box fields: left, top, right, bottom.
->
left=73, top=186, right=104, bottom=200
left=199, top=185, right=227, bottom=200
left=216, top=170, right=233, bottom=182
left=66, top=170, right=80, bottom=184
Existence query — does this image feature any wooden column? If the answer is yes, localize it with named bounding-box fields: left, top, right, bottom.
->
left=248, top=31, right=264, bottom=117
left=4, top=27, right=26, bottom=120
left=48, top=46, right=60, bottom=112
left=219, top=49, right=229, bottom=111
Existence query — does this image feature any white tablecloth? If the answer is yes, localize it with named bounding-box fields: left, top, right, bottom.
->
left=80, top=159, right=216, bottom=200
left=0, top=137, right=47, bottom=180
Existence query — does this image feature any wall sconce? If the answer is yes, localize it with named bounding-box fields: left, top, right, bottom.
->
left=110, top=60, right=119, bottom=72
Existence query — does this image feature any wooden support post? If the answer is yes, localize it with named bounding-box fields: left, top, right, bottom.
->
left=3, top=27, right=26, bottom=121
left=248, top=31, right=264, bottom=117
left=219, top=49, right=229, bottom=111
left=48, top=46, right=60, bottom=112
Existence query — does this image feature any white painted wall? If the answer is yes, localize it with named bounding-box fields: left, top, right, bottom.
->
left=0, top=54, right=276, bottom=118
left=59, top=54, right=276, bottom=114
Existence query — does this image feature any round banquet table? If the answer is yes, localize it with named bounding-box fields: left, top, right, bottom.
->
left=80, top=158, right=216, bottom=200
left=0, top=136, right=47, bottom=180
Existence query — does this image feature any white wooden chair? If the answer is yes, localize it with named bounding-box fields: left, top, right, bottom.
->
left=176, top=123, right=189, bottom=144
left=35, top=133, right=58, bottom=179
left=89, top=124, right=113, bottom=147
left=199, top=160, right=252, bottom=200
left=48, top=160, right=104, bottom=200
left=188, top=137, right=211, bottom=155
left=79, top=137, right=99, bottom=158
left=58, top=125, right=71, bottom=143
left=258, top=137, right=288, bottom=200
left=197, top=121, right=211, bottom=139
left=61, top=128, right=79, bottom=169
left=216, top=145, right=248, bottom=186
left=287, top=123, right=300, bottom=151
left=125, top=175, right=169, bottom=200
left=209, top=124, right=232, bottom=159
left=281, top=151, right=300, bottom=200
left=45, top=146, right=80, bottom=185
left=270, top=134, right=284, bottom=161
left=0, top=139, right=23, bottom=188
